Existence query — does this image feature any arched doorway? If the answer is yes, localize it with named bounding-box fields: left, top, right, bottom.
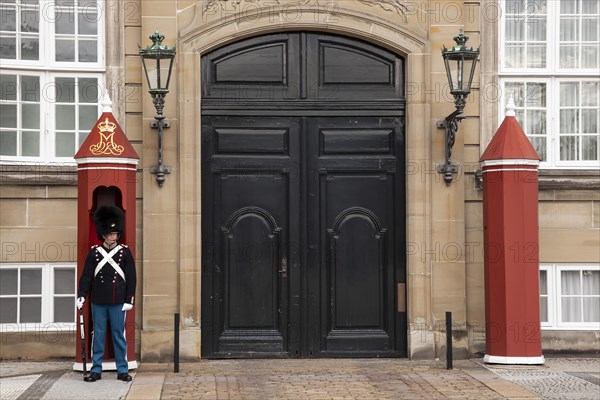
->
left=201, top=32, right=406, bottom=358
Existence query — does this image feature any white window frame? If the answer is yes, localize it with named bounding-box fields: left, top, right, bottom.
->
left=1, top=0, right=105, bottom=165
left=500, top=1, right=600, bottom=168
left=499, top=78, right=553, bottom=168
left=500, top=0, right=553, bottom=74
left=499, top=77, right=600, bottom=168
left=501, top=0, right=600, bottom=74
left=0, top=263, right=77, bottom=332
left=540, top=263, right=600, bottom=330
left=539, top=265, right=554, bottom=328
left=555, top=0, right=600, bottom=74
left=0, top=71, right=103, bottom=164
left=0, top=0, right=105, bottom=70
left=553, top=78, right=600, bottom=168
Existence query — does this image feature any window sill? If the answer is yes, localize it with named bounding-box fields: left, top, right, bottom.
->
left=0, top=164, right=78, bottom=186
left=538, top=169, right=600, bottom=191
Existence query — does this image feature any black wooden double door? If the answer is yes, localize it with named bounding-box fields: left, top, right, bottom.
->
left=201, top=33, right=406, bottom=358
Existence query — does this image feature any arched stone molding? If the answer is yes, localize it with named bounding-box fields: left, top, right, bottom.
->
left=174, top=0, right=434, bottom=360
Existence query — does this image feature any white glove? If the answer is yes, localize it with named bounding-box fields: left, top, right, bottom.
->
left=122, top=303, right=133, bottom=311
left=75, top=297, right=85, bottom=310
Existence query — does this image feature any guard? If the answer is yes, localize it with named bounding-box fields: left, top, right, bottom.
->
left=76, top=205, right=137, bottom=382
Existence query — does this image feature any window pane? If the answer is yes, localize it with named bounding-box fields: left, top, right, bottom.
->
left=20, top=297, right=41, bottom=323
left=21, top=269, right=42, bottom=294
left=527, top=110, right=546, bottom=135
left=515, top=109, right=525, bottom=127
left=530, top=0, right=547, bottom=13
left=0, top=269, right=18, bottom=295
left=56, top=131, right=75, bottom=157
left=582, top=0, right=598, bottom=14
left=582, top=82, right=599, bottom=106
left=21, top=104, right=39, bottom=129
left=582, top=18, right=598, bottom=41
left=79, top=78, right=98, bottom=103
left=0, top=36, right=17, bottom=59
left=582, top=136, right=598, bottom=160
left=560, top=109, right=579, bottom=133
left=21, top=75, right=40, bottom=102
left=582, top=271, right=600, bottom=295
left=560, top=82, right=579, bottom=106
left=560, top=136, right=579, bottom=160
left=582, top=298, right=599, bottom=322
left=561, top=0, right=579, bottom=14
left=56, top=39, right=75, bottom=62
left=79, top=105, right=97, bottom=130
left=582, top=110, right=598, bottom=133
left=55, top=10, right=75, bottom=34
left=528, top=45, right=546, bottom=68
left=56, top=105, right=75, bottom=130
left=505, top=45, right=524, bottom=68
left=539, top=270, right=547, bottom=295
left=0, top=104, right=17, bottom=128
left=561, top=298, right=582, bottom=322
left=582, top=46, right=599, bottom=68
left=562, top=271, right=581, bottom=294
left=0, top=74, right=17, bottom=101
left=506, top=82, right=524, bottom=106
left=0, top=131, right=17, bottom=155
left=506, top=17, right=524, bottom=41
left=78, top=12, right=97, bottom=35
left=54, top=297, right=75, bottom=323
left=21, top=9, right=39, bottom=32
left=0, top=8, right=16, bottom=31
left=55, top=78, right=75, bottom=103
left=560, top=45, right=578, bottom=68
left=20, top=37, right=39, bottom=60
left=78, top=131, right=88, bottom=147
left=54, top=269, right=75, bottom=294
left=22, top=131, right=39, bottom=157
left=540, top=297, right=548, bottom=322
left=528, top=136, right=546, bottom=161
left=527, top=18, right=546, bottom=41
left=0, top=298, right=18, bottom=323
left=526, top=83, right=546, bottom=107
left=78, top=40, right=97, bottom=62
left=560, top=18, right=579, bottom=41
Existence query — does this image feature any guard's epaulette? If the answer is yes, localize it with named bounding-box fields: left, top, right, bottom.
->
left=121, top=244, right=128, bottom=248
left=91, top=244, right=99, bottom=249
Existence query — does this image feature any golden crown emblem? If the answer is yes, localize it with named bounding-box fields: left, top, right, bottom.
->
left=98, top=117, right=117, bottom=133
left=89, top=117, right=124, bottom=155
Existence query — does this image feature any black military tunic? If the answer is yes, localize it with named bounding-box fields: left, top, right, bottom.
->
left=78, top=244, right=136, bottom=305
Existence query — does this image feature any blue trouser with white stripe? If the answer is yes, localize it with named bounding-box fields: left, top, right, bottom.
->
left=90, top=303, right=128, bottom=374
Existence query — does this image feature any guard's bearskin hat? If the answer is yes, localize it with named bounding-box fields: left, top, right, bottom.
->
left=93, top=205, right=124, bottom=241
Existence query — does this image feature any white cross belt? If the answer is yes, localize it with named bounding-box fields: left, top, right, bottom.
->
left=94, top=245, right=126, bottom=282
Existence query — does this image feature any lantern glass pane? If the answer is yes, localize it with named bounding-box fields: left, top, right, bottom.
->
left=144, top=57, right=160, bottom=90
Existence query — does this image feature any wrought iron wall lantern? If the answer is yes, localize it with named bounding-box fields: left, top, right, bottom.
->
left=139, top=30, right=176, bottom=187
left=438, top=30, right=480, bottom=185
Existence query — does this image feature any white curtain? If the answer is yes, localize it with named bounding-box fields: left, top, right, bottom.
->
left=560, top=0, right=599, bottom=69
left=582, top=270, right=600, bottom=322
left=561, top=270, right=600, bottom=323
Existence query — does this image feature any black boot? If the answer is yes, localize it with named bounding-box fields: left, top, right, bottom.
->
left=84, top=372, right=102, bottom=382
left=117, top=373, right=132, bottom=382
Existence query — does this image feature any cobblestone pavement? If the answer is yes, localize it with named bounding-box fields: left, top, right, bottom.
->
left=481, top=357, right=600, bottom=400
left=1, top=356, right=598, bottom=400
left=151, top=359, right=531, bottom=400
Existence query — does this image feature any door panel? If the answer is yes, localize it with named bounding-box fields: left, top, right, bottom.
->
left=308, top=117, right=403, bottom=357
left=202, top=116, right=300, bottom=357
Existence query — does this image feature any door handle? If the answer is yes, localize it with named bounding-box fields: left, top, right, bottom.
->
left=279, top=257, right=288, bottom=278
